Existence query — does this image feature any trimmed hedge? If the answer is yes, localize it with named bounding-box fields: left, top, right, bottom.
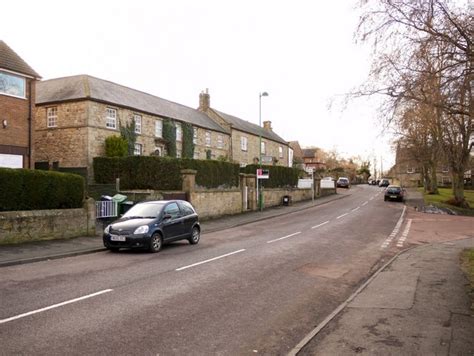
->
left=0, top=168, right=84, bottom=211
left=240, top=164, right=300, bottom=188
left=93, top=156, right=240, bottom=189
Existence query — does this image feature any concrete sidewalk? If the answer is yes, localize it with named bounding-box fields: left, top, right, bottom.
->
left=0, top=192, right=347, bottom=267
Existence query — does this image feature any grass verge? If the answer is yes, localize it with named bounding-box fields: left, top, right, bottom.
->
left=420, top=188, right=474, bottom=216
left=460, top=249, right=474, bottom=313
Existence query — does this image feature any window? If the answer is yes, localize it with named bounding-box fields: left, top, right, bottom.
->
left=0, top=71, right=25, bottom=98
left=106, top=108, right=117, bottom=129
left=217, top=135, right=224, bottom=149
left=240, top=136, right=248, bottom=151
left=154, top=147, right=162, bottom=156
left=134, top=114, right=142, bottom=134
left=179, top=201, right=195, bottom=216
left=155, top=119, right=163, bottom=138
left=164, top=202, right=180, bottom=218
left=134, top=143, right=142, bottom=156
left=176, top=123, right=182, bottom=141
left=205, top=131, right=211, bottom=147
left=193, top=151, right=200, bottom=159
left=261, top=141, right=266, bottom=154
left=279, top=146, right=283, bottom=158
left=47, top=107, right=58, bottom=127
left=407, top=167, right=415, bottom=174
left=177, top=149, right=182, bottom=158
left=193, top=127, right=198, bottom=144
left=442, top=166, right=449, bottom=173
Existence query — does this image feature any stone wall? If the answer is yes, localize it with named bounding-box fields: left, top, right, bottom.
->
left=190, top=189, right=242, bottom=219
left=0, top=199, right=96, bottom=244
left=262, top=188, right=313, bottom=207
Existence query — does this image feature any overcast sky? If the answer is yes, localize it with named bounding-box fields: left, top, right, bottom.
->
left=3, top=0, right=395, bottom=171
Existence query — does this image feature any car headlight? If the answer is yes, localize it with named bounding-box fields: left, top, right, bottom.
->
left=134, top=225, right=149, bottom=234
left=104, top=225, right=111, bottom=234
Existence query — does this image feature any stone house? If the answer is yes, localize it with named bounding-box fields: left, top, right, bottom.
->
left=289, top=141, right=304, bottom=168
left=197, top=90, right=290, bottom=167
left=0, top=41, right=41, bottom=168
left=34, top=75, right=230, bottom=180
left=302, top=148, right=326, bottom=173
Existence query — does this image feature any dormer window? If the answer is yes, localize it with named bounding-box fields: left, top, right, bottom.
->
left=0, top=71, right=26, bottom=98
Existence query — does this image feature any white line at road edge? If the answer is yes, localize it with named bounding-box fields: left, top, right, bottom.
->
left=267, top=232, right=302, bottom=244
left=336, top=213, right=349, bottom=219
left=176, top=249, right=246, bottom=271
left=311, top=221, right=330, bottom=229
left=0, top=289, right=113, bottom=324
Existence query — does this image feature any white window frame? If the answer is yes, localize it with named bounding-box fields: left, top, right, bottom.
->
left=407, top=167, right=415, bottom=174
left=442, top=166, right=449, bottom=173
left=176, top=123, right=182, bottom=142
left=279, top=146, right=283, bottom=158
left=261, top=141, right=266, bottom=154
left=47, top=107, right=58, bottom=128
left=241, top=136, right=248, bottom=151
left=205, top=131, right=211, bottom=147
left=134, top=143, right=142, bottom=156
left=193, top=127, right=198, bottom=144
left=106, top=108, right=117, bottom=129
left=217, top=135, right=224, bottom=149
left=134, top=114, right=142, bottom=134
left=0, top=71, right=26, bottom=99
left=155, top=119, right=163, bottom=138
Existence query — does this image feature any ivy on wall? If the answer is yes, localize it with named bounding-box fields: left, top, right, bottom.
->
left=182, top=122, right=195, bottom=159
left=119, top=120, right=137, bottom=156
left=163, top=119, right=177, bottom=158
left=104, top=135, right=128, bottom=157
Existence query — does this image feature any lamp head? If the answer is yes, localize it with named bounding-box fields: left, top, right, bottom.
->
left=260, top=92, right=269, bottom=97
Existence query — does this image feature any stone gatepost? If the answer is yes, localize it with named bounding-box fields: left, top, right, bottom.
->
left=245, top=174, right=257, bottom=211
left=181, top=169, right=197, bottom=201
left=314, top=178, right=321, bottom=197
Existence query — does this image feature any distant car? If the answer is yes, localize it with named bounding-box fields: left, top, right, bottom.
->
left=103, top=200, right=200, bottom=253
left=384, top=185, right=405, bottom=202
left=379, top=179, right=390, bottom=187
left=337, top=177, right=350, bottom=188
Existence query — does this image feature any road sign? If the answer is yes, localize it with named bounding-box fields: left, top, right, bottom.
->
left=257, top=168, right=269, bottom=179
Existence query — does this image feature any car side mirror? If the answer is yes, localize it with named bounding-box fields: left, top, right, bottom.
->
left=163, top=213, right=172, bottom=220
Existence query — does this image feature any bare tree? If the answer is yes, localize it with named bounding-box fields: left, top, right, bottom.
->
left=354, top=0, right=473, bottom=206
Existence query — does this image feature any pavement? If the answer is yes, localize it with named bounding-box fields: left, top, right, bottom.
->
left=1, top=187, right=473, bottom=355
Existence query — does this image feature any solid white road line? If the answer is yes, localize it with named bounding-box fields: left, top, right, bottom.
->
left=267, top=232, right=302, bottom=244
left=176, top=249, right=246, bottom=271
left=311, top=221, right=330, bottom=229
left=336, top=213, right=349, bottom=219
left=0, top=289, right=113, bottom=324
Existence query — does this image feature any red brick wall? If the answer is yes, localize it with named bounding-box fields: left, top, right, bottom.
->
left=0, top=78, right=36, bottom=168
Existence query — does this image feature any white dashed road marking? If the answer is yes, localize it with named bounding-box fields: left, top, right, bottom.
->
left=336, top=213, right=349, bottom=219
left=176, top=249, right=246, bottom=271
left=362, top=201, right=368, bottom=206
left=267, top=232, right=302, bottom=243
left=381, top=206, right=407, bottom=249
left=352, top=207, right=360, bottom=212
left=0, top=289, right=113, bottom=324
left=397, top=219, right=412, bottom=247
left=311, top=221, right=330, bottom=229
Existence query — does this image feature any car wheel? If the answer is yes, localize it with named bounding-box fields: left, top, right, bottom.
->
left=149, top=233, right=163, bottom=253
left=188, top=226, right=200, bottom=245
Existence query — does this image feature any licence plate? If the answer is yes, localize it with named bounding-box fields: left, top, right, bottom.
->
left=110, top=235, right=126, bottom=242
left=390, top=195, right=397, bottom=199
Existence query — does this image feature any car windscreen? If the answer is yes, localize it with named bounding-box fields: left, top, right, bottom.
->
left=122, top=203, right=165, bottom=218
left=387, top=187, right=401, bottom=193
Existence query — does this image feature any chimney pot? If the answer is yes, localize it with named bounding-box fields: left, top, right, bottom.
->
left=199, top=89, right=210, bottom=111
left=263, top=120, right=272, bottom=131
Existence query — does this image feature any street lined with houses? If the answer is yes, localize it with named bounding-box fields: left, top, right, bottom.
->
left=1, top=185, right=409, bottom=355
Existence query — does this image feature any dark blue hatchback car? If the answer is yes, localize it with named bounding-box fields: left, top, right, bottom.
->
left=103, top=200, right=200, bottom=253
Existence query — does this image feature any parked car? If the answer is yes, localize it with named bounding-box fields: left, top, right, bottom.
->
left=379, top=178, right=390, bottom=187
left=336, top=177, right=350, bottom=188
left=103, top=200, right=200, bottom=253
left=384, top=185, right=405, bottom=202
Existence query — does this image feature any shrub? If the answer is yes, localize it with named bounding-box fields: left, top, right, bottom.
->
left=0, top=168, right=84, bottom=211
left=182, top=122, right=195, bottom=159
left=241, top=164, right=300, bottom=188
left=163, top=119, right=177, bottom=157
left=105, top=135, right=128, bottom=157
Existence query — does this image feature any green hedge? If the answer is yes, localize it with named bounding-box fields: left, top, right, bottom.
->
left=93, top=156, right=240, bottom=189
left=240, top=164, right=300, bottom=188
left=0, top=168, right=84, bottom=211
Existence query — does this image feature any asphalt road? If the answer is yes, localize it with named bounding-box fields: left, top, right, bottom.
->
left=0, top=185, right=405, bottom=355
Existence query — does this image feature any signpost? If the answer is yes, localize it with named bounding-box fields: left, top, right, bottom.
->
left=256, top=169, right=269, bottom=210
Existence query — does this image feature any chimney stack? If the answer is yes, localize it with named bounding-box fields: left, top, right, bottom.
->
left=199, top=88, right=210, bottom=111
left=263, top=120, right=272, bottom=131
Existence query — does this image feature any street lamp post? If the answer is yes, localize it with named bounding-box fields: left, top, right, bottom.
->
left=258, top=91, right=268, bottom=211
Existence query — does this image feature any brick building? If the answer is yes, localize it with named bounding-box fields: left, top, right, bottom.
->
left=0, top=41, right=41, bottom=168
left=198, top=90, right=290, bottom=167
left=34, top=75, right=230, bottom=180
